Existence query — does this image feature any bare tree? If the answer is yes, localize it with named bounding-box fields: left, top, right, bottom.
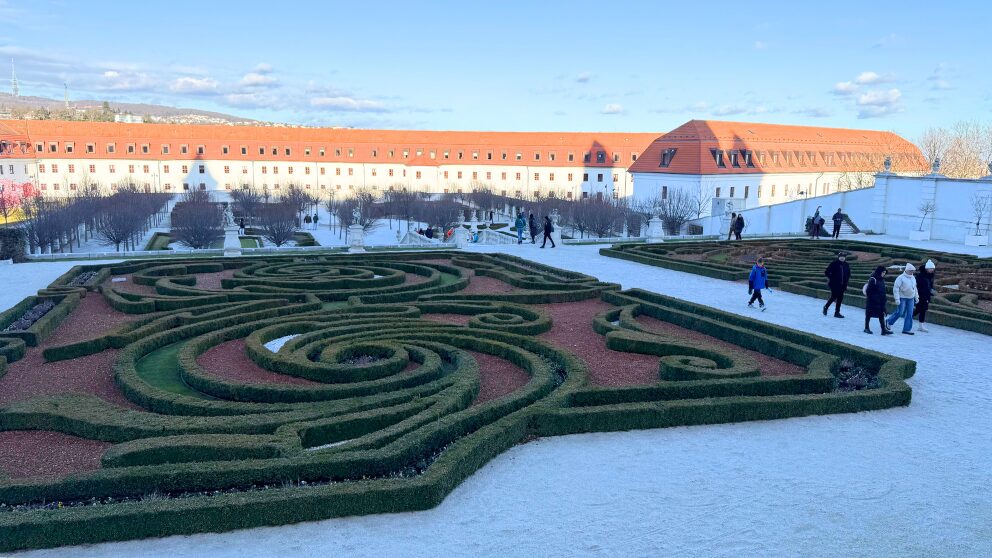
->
left=917, top=127, right=951, bottom=167
left=230, top=186, right=263, bottom=227
left=917, top=201, right=936, bottom=232
left=258, top=202, right=298, bottom=247
left=170, top=191, right=223, bottom=249
left=657, top=188, right=698, bottom=235
left=971, top=194, right=991, bottom=235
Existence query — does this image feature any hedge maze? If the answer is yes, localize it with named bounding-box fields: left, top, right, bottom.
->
left=602, top=239, right=992, bottom=335
left=0, top=251, right=915, bottom=551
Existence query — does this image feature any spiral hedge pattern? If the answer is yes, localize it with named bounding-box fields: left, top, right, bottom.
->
left=602, top=238, right=992, bottom=335
left=0, top=250, right=915, bottom=551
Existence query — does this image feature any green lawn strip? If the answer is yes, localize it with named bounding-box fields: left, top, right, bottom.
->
left=135, top=341, right=216, bottom=400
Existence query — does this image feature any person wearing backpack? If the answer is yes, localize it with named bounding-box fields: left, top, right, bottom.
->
left=747, top=257, right=769, bottom=311
left=540, top=215, right=556, bottom=248
left=863, top=266, right=893, bottom=335
left=822, top=251, right=851, bottom=318
left=515, top=212, right=526, bottom=244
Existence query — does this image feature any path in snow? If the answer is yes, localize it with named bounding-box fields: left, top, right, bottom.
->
left=13, top=243, right=992, bottom=557
left=262, top=334, right=299, bottom=353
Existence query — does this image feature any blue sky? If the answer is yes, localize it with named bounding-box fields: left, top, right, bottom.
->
left=1, top=0, right=989, bottom=139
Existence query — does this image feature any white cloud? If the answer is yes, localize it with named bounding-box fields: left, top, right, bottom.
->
left=254, top=62, right=273, bottom=74
left=712, top=105, right=748, bottom=116
left=855, top=71, right=882, bottom=84
left=223, top=92, right=279, bottom=109
left=98, top=70, right=156, bottom=92
left=600, top=103, right=623, bottom=114
left=576, top=71, right=592, bottom=83
left=832, top=81, right=858, bottom=96
left=856, top=88, right=903, bottom=118
left=795, top=107, right=832, bottom=118
left=687, top=101, right=710, bottom=111
left=169, top=76, right=219, bottom=94
left=239, top=72, right=277, bottom=88
left=310, top=96, right=387, bottom=112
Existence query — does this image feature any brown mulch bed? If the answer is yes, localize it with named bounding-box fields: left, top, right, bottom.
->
left=634, top=315, right=805, bottom=376
left=468, top=350, right=531, bottom=406
left=195, top=269, right=236, bottom=290
left=0, top=431, right=110, bottom=480
left=460, top=272, right=520, bottom=295
left=850, top=251, right=882, bottom=262
left=421, top=314, right=472, bottom=326
left=0, top=294, right=144, bottom=408
left=196, top=338, right=319, bottom=386
left=536, top=299, right=661, bottom=386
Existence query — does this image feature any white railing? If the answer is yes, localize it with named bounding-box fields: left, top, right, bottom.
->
left=26, top=248, right=225, bottom=260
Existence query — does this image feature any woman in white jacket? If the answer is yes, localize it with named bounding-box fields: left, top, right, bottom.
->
left=886, top=263, right=920, bottom=335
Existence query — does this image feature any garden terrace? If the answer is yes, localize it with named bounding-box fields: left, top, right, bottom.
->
left=0, top=251, right=914, bottom=552
left=601, top=239, right=992, bottom=335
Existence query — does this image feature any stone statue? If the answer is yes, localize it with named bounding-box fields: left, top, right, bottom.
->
left=883, top=156, right=892, bottom=172
left=352, top=206, right=362, bottom=224
left=550, top=208, right=561, bottom=226
left=932, top=158, right=941, bottom=175
left=987, top=161, right=992, bottom=175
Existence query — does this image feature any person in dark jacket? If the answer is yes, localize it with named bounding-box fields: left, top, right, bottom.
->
left=733, top=214, right=745, bottom=240
left=747, top=257, right=768, bottom=310
left=514, top=212, right=526, bottom=244
left=238, top=217, right=245, bottom=235
left=425, top=226, right=434, bottom=239
left=727, top=213, right=737, bottom=241
left=914, top=259, right=936, bottom=332
left=810, top=206, right=823, bottom=239
left=822, top=252, right=851, bottom=318
left=540, top=215, right=556, bottom=248
left=831, top=208, right=844, bottom=239
left=528, top=213, right=538, bottom=244
left=864, top=266, right=892, bottom=335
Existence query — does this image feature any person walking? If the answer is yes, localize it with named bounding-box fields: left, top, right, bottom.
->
left=528, top=213, right=538, bottom=244
left=863, top=266, right=893, bottom=335
left=540, top=215, right=556, bottom=248
left=238, top=217, right=245, bottom=235
left=823, top=251, right=851, bottom=318
left=727, top=213, right=737, bottom=241
left=515, top=212, right=526, bottom=244
left=733, top=213, right=745, bottom=240
left=886, top=263, right=920, bottom=335
left=312, top=213, right=319, bottom=230
left=747, top=257, right=769, bottom=311
left=831, top=208, right=844, bottom=239
left=915, top=259, right=936, bottom=332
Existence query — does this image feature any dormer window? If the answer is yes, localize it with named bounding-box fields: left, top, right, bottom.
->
left=743, top=150, right=755, bottom=168
left=711, top=149, right=726, bottom=168
left=730, top=152, right=740, bottom=168
left=659, top=148, right=678, bottom=168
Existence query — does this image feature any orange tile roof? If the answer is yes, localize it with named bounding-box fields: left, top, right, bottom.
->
left=629, top=120, right=927, bottom=175
left=0, top=120, right=658, bottom=168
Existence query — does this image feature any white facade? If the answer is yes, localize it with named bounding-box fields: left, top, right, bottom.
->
left=631, top=170, right=853, bottom=215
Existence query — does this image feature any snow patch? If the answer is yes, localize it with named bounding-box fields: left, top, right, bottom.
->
left=305, top=439, right=352, bottom=452
left=263, top=334, right=300, bottom=353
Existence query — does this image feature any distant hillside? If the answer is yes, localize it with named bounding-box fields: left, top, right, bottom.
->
left=0, top=93, right=257, bottom=124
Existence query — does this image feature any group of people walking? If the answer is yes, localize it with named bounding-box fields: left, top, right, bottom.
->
left=747, top=252, right=938, bottom=335
left=727, top=213, right=745, bottom=241
left=514, top=212, right=556, bottom=248
left=809, top=206, right=847, bottom=239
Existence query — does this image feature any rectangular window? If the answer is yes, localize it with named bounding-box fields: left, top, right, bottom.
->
left=744, top=186, right=750, bottom=198
left=304, top=147, right=311, bottom=156
left=288, top=167, right=294, bottom=175
left=716, top=187, right=721, bottom=198
left=305, top=167, right=310, bottom=175
left=109, top=165, right=116, bottom=173
left=549, top=152, right=556, bottom=162
left=597, top=173, right=604, bottom=182
left=271, top=148, right=277, bottom=156
left=486, top=171, right=492, bottom=180
left=613, top=174, right=618, bottom=183
left=139, top=144, right=147, bottom=154
left=199, top=165, right=205, bottom=174
left=444, top=171, right=449, bottom=179
left=197, top=146, right=205, bottom=155
left=180, top=144, right=188, bottom=154
left=501, top=172, right=507, bottom=180
left=771, top=185, right=776, bottom=196
left=711, top=149, right=726, bottom=168
left=457, top=171, right=463, bottom=179
left=65, top=143, right=74, bottom=154
left=160, top=144, right=169, bottom=155
left=487, top=151, right=493, bottom=160
left=319, top=148, right=325, bottom=157
left=261, top=166, right=267, bottom=174
left=567, top=173, right=573, bottom=181
left=662, top=186, right=668, bottom=199
left=224, top=166, right=230, bottom=174
left=259, top=147, right=265, bottom=155
left=515, top=172, right=521, bottom=180
left=143, top=165, right=149, bottom=174
left=730, top=186, right=735, bottom=197
left=39, top=164, right=45, bottom=173
left=583, top=173, right=589, bottom=181
left=472, top=171, right=478, bottom=180
left=51, top=164, right=58, bottom=173
left=348, top=149, right=354, bottom=158
left=613, top=152, right=620, bottom=163
left=273, top=166, right=279, bottom=174
left=127, top=165, right=134, bottom=174
left=107, top=144, right=116, bottom=154
left=347, top=168, right=353, bottom=176
left=583, top=152, right=590, bottom=163
left=285, top=148, right=291, bottom=156
left=335, top=168, right=341, bottom=176
left=534, top=172, right=539, bottom=181
left=659, top=148, right=678, bottom=167
left=388, top=169, right=394, bottom=177
left=335, top=148, right=342, bottom=157
left=472, top=150, right=479, bottom=160
left=632, top=152, right=638, bottom=162
left=457, top=151, right=463, bottom=160
left=534, top=152, right=541, bottom=161
left=515, top=152, right=522, bottom=161
left=597, top=151, right=606, bottom=164
left=501, top=151, right=507, bottom=160
left=443, top=150, right=450, bottom=159
left=222, top=146, right=229, bottom=155
left=86, top=143, right=95, bottom=153
left=370, top=169, right=376, bottom=177
left=320, top=168, right=326, bottom=175
left=89, top=164, right=96, bottom=173
left=126, top=144, right=135, bottom=154
left=429, top=150, right=436, bottom=159
left=416, top=171, right=422, bottom=179
left=371, top=149, right=377, bottom=158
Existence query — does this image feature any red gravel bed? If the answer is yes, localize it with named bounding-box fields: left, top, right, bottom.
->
left=104, top=274, right=157, bottom=296
left=50, top=292, right=141, bottom=346
left=0, top=348, right=139, bottom=409
left=469, top=350, right=531, bottom=406
left=196, top=338, right=319, bottom=385
left=0, top=431, right=110, bottom=480
left=195, top=269, right=236, bottom=290
left=634, top=315, right=806, bottom=376
left=536, top=299, right=662, bottom=386
left=460, top=272, right=520, bottom=295
left=403, top=272, right=430, bottom=285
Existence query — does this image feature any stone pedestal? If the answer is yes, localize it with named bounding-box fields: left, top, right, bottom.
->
left=646, top=216, right=665, bottom=244
left=348, top=224, right=366, bottom=253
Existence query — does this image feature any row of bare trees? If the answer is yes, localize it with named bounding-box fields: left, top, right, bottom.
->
left=18, top=186, right=169, bottom=253
left=170, top=190, right=224, bottom=249
left=917, top=121, right=992, bottom=179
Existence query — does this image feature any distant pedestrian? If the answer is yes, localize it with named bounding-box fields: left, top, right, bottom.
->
left=822, top=251, right=851, bottom=318
left=810, top=206, right=823, bottom=239
left=489, top=210, right=494, bottom=223
left=831, top=208, right=844, bottom=239
left=863, top=266, right=893, bottom=335
left=540, top=215, right=556, bottom=248
left=914, top=259, right=936, bottom=332
left=528, top=213, right=538, bottom=244
left=425, top=226, right=434, bottom=239
left=748, top=257, right=768, bottom=311
left=733, top=213, right=745, bottom=240
left=304, top=214, right=312, bottom=228
left=728, top=213, right=737, bottom=241
left=515, top=212, right=526, bottom=244
left=238, top=218, right=245, bottom=235
left=313, top=213, right=319, bottom=230
left=886, top=263, right=919, bottom=335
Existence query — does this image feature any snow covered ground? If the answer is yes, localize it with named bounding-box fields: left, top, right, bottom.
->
left=0, top=260, right=120, bottom=310
left=11, top=242, right=992, bottom=557
left=844, top=233, right=992, bottom=258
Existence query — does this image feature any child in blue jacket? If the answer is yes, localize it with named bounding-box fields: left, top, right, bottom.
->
left=748, top=257, right=769, bottom=310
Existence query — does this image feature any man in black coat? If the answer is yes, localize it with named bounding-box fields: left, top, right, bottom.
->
left=831, top=208, right=844, bottom=239
left=823, top=251, right=851, bottom=318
